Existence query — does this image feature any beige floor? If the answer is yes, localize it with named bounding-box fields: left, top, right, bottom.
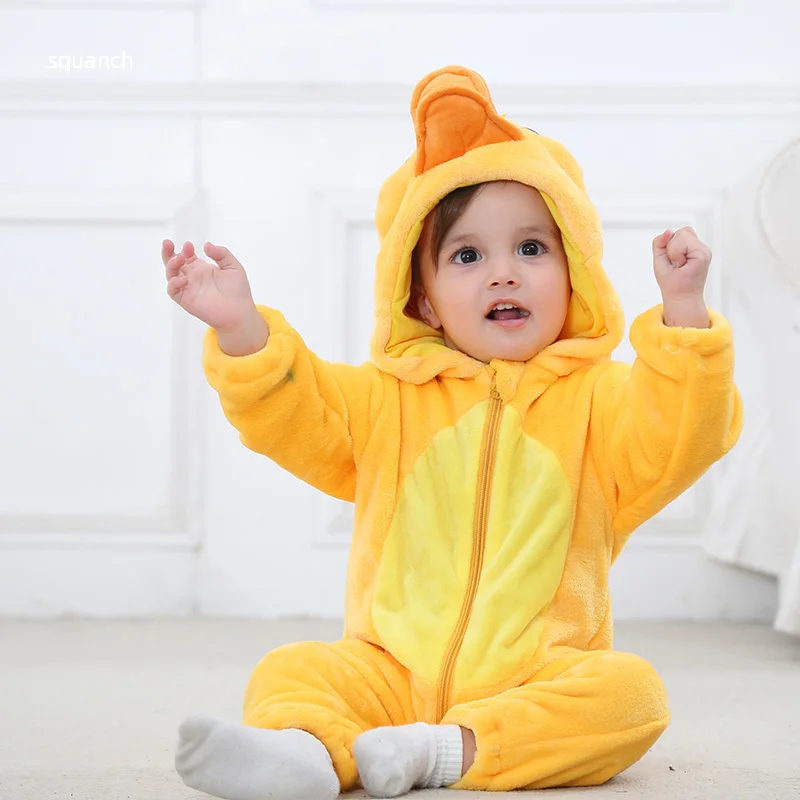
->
left=1, top=619, right=799, bottom=799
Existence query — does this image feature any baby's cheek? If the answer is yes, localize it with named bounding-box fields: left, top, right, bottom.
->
left=541, top=273, right=571, bottom=308
left=445, top=288, right=480, bottom=317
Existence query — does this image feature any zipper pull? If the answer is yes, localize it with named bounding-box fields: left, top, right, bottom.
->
left=489, top=375, right=501, bottom=401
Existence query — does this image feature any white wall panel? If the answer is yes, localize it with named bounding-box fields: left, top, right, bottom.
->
left=0, top=189, right=206, bottom=548
left=0, top=119, right=196, bottom=190
left=0, top=3, right=199, bottom=82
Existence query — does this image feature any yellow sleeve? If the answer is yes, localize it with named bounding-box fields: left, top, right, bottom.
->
left=202, top=305, right=381, bottom=502
left=590, top=305, right=743, bottom=549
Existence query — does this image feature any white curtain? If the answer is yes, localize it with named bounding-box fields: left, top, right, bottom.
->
left=703, top=138, right=800, bottom=635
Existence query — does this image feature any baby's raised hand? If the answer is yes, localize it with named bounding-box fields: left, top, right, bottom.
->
left=652, top=227, right=712, bottom=328
left=652, top=226, right=712, bottom=302
left=163, top=240, right=257, bottom=332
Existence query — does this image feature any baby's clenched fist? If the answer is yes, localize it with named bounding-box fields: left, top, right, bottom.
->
left=652, top=226, right=712, bottom=303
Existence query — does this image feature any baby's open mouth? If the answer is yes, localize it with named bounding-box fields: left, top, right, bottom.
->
left=486, top=302, right=531, bottom=321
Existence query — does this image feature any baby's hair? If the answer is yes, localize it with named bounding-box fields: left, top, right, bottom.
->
left=405, top=183, right=487, bottom=322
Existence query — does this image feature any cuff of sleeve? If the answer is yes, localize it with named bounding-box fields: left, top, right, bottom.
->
left=440, top=709, right=502, bottom=790
left=202, top=305, right=297, bottom=391
left=632, top=304, right=732, bottom=353
left=629, top=305, right=734, bottom=378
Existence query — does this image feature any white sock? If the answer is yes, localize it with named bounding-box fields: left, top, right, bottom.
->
left=175, top=713, right=339, bottom=800
left=353, top=722, right=463, bottom=798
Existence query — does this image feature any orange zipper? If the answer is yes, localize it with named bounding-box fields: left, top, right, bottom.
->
left=435, top=376, right=503, bottom=722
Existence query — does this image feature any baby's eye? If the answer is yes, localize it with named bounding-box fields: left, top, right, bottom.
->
left=519, top=240, right=546, bottom=257
left=453, top=248, right=481, bottom=265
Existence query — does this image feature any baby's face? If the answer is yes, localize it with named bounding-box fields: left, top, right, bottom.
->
left=416, top=181, right=571, bottom=364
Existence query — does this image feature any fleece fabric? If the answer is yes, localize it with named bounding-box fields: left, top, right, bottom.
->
left=203, top=65, right=743, bottom=790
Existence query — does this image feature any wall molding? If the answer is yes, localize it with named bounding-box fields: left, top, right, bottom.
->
left=312, top=189, right=378, bottom=365
left=0, top=190, right=195, bottom=223
left=312, top=0, right=732, bottom=10
left=0, top=0, right=203, bottom=8
left=0, top=188, right=207, bottom=551
left=1, top=80, right=799, bottom=118
left=597, top=195, right=725, bottom=315
left=311, top=189, right=727, bottom=549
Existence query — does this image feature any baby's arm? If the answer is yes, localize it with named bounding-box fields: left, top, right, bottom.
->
left=163, top=239, right=377, bottom=501
left=590, top=228, right=743, bottom=549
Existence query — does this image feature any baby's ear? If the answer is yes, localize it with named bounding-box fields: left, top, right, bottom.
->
left=404, top=280, right=428, bottom=324
left=405, top=276, right=441, bottom=328
left=416, top=290, right=442, bottom=330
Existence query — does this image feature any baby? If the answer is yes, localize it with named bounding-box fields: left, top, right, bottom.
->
left=164, top=66, right=742, bottom=800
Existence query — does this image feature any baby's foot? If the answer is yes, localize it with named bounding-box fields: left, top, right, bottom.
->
left=353, top=723, right=463, bottom=798
left=175, top=713, right=339, bottom=800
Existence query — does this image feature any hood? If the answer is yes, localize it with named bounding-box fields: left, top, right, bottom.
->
left=369, top=65, right=625, bottom=384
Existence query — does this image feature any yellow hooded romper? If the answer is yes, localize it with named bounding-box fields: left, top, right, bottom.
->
left=202, top=67, right=743, bottom=791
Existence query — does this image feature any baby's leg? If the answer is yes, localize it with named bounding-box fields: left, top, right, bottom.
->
left=441, top=649, right=670, bottom=791
left=176, top=639, right=416, bottom=799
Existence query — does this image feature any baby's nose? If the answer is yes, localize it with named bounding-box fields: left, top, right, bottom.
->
left=488, top=274, right=521, bottom=288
